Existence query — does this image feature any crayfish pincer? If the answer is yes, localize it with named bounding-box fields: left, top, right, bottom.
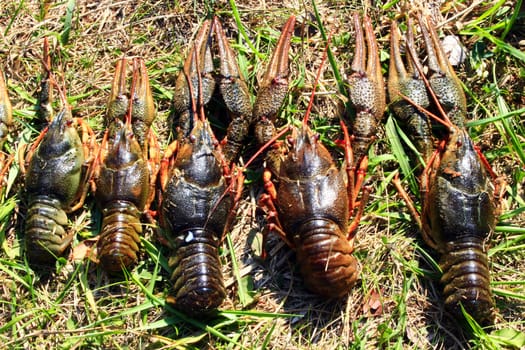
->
left=170, top=17, right=252, bottom=164
left=24, top=105, right=93, bottom=265
left=0, top=68, right=13, bottom=157
left=388, top=18, right=433, bottom=163
left=0, top=68, right=13, bottom=185
left=346, top=13, right=386, bottom=165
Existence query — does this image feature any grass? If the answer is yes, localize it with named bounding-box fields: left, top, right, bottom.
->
left=0, top=0, right=524, bottom=349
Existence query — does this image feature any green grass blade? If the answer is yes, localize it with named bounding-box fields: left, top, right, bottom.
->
left=61, top=0, right=76, bottom=45
left=225, top=233, right=255, bottom=307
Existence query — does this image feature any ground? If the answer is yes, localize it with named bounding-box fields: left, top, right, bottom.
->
left=0, top=1, right=524, bottom=349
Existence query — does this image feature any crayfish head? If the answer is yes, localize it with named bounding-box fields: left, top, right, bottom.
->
left=176, top=120, right=222, bottom=185
left=39, top=107, right=82, bottom=158
left=441, top=127, right=490, bottom=187
left=282, top=124, right=334, bottom=178
left=105, top=120, right=142, bottom=168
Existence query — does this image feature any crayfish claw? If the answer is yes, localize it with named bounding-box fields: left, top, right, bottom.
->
left=347, top=13, right=385, bottom=163
left=107, top=58, right=129, bottom=123
left=106, top=57, right=156, bottom=150
left=253, top=15, right=295, bottom=146
left=36, top=38, right=54, bottom=123
left=172, top=19, right=215, bottom=140
left=0, top=68, right=12, bottom=152
left=213, top=17, right=252, bottom=118
left=213, top=16, right=252, bottom=163
left=130, top=57, right=156, bottom=147
left=417, top=13, right=467, bottom=126
left=388, top=18, right=433, bottom=163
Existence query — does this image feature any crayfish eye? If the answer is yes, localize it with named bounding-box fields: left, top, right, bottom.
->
left=314, top=133, right=320, bottom=142
left=286, top=136, right=295, bottom=146
left=190, top=135, right=196, bottom=143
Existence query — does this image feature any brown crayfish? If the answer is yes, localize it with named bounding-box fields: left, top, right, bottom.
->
left=260, top=13, right=385, bottom=297
left=390, top=13, right=503, bottom=325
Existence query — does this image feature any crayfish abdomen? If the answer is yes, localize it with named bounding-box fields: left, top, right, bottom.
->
left=440, top=239, right=493, bottom=324
left=25, top=197, right=70, bottom=264
left=293, top=220, right=358, bottom=297
left=97, top=202, right=143, bottom=271
left=168, top=228, right=226, bottom=313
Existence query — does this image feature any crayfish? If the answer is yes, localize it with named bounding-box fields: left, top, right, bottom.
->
left=23, top=40, right=95, bottom=265
left=159, top=16, right=295, bottom=315
left=390, top=14, right=502, bottom=325
left=260, top=14, right=384, bottom=297
left=92, top=57, right=159, bottom=273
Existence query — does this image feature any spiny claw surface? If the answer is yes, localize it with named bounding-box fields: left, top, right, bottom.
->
left=347, top=13, right=385, bottom=162
left=130, top=58, right=156, bottom=146
left=172, top=19, right=215, bottom=140
left=37, top=39, right=54, bottom=122
left=418, top=13, right=466, bottom=126
left=107, top=58, right=129, bottom=122
left=388, top=19, right=433, bottom=162
left=213, top=17, right=252, bottom=162
left=253, top=15, right=295, bottom=146
left=107, top=57, right=156, bottom=148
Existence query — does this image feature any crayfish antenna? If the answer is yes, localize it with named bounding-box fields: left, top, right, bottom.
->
left=303, top=28, right=333, bottom=128
left=37, top=37, right=54, bottom=122
left=125, top=59, right=136, bottom=129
